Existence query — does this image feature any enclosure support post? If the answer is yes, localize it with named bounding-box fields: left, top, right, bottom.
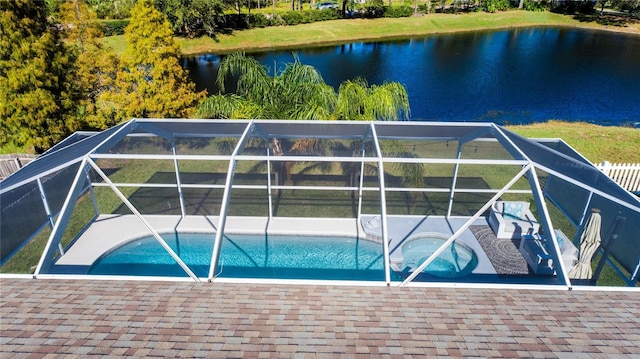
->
left=357, top=140, right=366, bottom=221
left=85, top=171, right=100, bottom=218
left=36, top=178, right=55, bottom=230
left=35, top=159, right=90, bottom=277
left=446, top=143, right=463, bottom=218
left=208, top=122, right=254, bottom=282
left=592, top=216, right=625, bottom=285
left=401, top=164, right=533, bottom=286
left=267, top=144, right=273, bottom=219
left=574, top=191, right=594, bottom=246
left=371, top=124, right=391, bottom=285
left=172, top=140, right=186, bottom=218
left=527, top=166, right=572, bottom=288
left=36, top=178, right=63, bottom=255
left=629, top=259, right=640, bottom=286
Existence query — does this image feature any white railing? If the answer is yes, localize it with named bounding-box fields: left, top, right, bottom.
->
left=594, top=161, right=640, bottom=193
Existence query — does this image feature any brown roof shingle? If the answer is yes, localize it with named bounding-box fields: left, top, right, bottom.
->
left=1, top=278, right=639, bottom=358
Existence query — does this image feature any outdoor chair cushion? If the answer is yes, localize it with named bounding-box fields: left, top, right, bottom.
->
left=503, top=202, right=526, bottom=220
left=488, top=201, right=540, bottom=240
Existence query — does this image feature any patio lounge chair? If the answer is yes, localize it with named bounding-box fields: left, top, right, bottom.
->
left=488, top=201, right=540, bottom=240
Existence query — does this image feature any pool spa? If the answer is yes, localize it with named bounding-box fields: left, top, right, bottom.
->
left=400, top=234, right=478, bottom=278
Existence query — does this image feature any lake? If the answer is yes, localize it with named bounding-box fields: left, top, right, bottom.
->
left=184, top=27, right=640, bottom=127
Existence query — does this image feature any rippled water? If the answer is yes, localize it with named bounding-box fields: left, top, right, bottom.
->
left=184, top=27, right=640, bottom=126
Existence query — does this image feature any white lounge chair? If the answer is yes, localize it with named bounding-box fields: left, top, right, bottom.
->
left=488, top=201, right=540, bottom=240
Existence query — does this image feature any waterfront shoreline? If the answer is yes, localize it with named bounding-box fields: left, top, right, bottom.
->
left=102, top=11, right=640, bottom=56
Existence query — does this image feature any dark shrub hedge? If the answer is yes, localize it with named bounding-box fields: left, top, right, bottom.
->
left=551, top=0, right=596, bottom=14
left=99, top=19, right=129, bottom=36
left=523, top=0, right=550, bottom=11
left=281, top=10, right=305, bottom=25
left=383, top=5, right=414, bottom=17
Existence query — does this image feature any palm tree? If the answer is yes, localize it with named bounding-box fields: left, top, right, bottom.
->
left=196, top=53, right=414, bottom=203
left=208, top=52, right=335, bottom=120
left=197, top=52, right=409, bottom=122
left=335, top=78, right=410, bottom=121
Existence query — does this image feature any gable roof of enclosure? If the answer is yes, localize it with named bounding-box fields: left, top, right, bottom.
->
left=2, top=119, right=639, bottom=286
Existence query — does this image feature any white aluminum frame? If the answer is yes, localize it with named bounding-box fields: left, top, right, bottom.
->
left=23, top=119, right=639, bottom=288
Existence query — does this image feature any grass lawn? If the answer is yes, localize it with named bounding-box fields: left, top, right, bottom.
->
left=102, top=11, right=640, bottom=55
left=508, top=120, right=640, bottom=164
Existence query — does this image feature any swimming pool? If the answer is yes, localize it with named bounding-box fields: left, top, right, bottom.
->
left=401, top=234, right=478, bottom=278
left=89, top=233, right=388, bottom=281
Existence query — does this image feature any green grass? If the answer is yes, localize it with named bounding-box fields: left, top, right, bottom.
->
left=508, top=120, right=640, bottom=164
left=102, top=11, right=639, bottom=55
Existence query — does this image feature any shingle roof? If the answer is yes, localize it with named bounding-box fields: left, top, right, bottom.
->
left=2, top=278, right=639, bottom=358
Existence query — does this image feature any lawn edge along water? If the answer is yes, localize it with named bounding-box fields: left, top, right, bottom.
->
left=102, top=11, right=640, bottom=56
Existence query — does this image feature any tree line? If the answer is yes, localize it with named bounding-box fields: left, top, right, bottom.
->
left=44, top=0, right=640, bottom=40
left=1, top=0, right=410, bottom=154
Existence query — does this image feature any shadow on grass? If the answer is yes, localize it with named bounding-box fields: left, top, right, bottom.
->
left=113, top=171, right=494, bottom=218
left=573, top=13, right=640, bottom=27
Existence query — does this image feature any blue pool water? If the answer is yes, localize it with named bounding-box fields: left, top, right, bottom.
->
left=402, top=235, right=478, bottom=278
left=89, top=233, right=388, bottom=280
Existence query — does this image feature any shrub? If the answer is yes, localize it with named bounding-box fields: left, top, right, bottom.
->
left=300, top=10, right=318, bottom=23
left=218, top=14, right=251, bottom=30
left=216, top=9, right=339, bottom=31
left=383, top=5, right=414, bottom=17
left=313, top=8, right=342, bottom=21
left=247, top=13, right=271, bottom=28
left=551, top=0, right=596, bottom=14
left=87, top=0, right=135, bottom=20
left=99, top=19, right=130, bottom=36
left=482, top=0, right=511, bottom=12
left=523, top=0, right=549, bottom=11
left=417, top=3, right=432, bottom=13
left=360, top=0, right=386, bottom=17
left=281, top=10, right=305, bottom=25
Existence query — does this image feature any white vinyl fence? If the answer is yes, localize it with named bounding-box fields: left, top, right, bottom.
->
left=594, top=161, right=640, bottom=193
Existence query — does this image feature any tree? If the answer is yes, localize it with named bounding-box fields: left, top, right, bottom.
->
left=197, top=53, right=409, bottom=121
left=85, top=0, right=136, bottom=19
left=0, top=0, right=80, bottom=153
left=196, top=53, right=412, bottom=192
left=59, top=0, right=120, bottom=130
left=155, top=0, right=224, bottom=38
left=198, top=53, right=335, bottom=120
left=98, top=0, right=205, bottom=124
left=335, top=79, right=410, bottom=121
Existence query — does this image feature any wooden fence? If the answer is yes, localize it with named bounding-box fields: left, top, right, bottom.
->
left=0, top=154, right=37, bottom=180
left=594, top=161, right=640, bottom=193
